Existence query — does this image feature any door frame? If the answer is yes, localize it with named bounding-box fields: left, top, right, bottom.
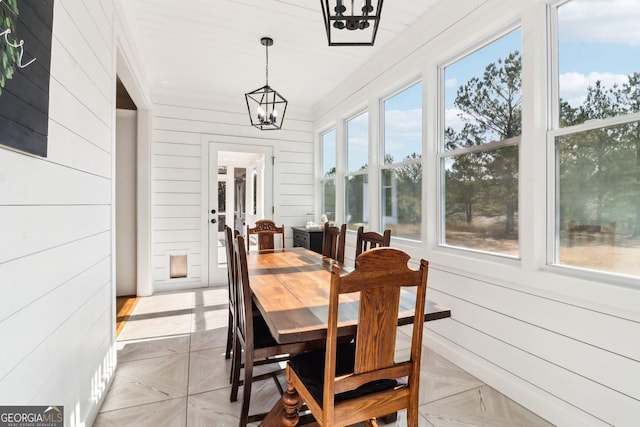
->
left=200, top=138, right=274, bottom=286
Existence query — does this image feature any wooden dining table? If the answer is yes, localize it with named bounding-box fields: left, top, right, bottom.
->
left=245, top=246, right=451, bottom=426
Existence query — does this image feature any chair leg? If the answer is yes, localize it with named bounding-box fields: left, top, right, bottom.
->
left=230, top=335, right=242, bottom=402
left=229, top=312, right=237, bottom=384
left=239, top=351, right=254, bottom=427
left=225, top=308, right=233, bottom=360
left=407, top=403, right=418, bottom=427
left=282, top=383, right=300, bottom=427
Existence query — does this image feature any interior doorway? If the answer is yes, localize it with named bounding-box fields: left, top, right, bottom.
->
left=115, top=77, right=137, bottom=297
left=207, top=142, right=273, bottom=285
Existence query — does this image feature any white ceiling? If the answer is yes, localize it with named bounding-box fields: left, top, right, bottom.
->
left=126, top=0, right=442, bottom=108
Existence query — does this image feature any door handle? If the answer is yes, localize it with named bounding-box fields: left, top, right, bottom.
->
left=211, top=219, right=217, bottom=224
left=211, top=209, right=216, bottom=214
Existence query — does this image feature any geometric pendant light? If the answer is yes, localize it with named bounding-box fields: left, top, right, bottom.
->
left=320, top=0, right=384, bottom=46
left=244, top=37, right=288, bottom=130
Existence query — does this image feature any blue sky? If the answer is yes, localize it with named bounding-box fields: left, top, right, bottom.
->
left=558, top=0, right=640, bottom=107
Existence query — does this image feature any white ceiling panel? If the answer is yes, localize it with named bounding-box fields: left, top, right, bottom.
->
left=126, top=0, right=442, bottom=107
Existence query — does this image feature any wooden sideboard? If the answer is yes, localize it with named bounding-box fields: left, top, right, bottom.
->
left=292, top=227, right=323, bottom=254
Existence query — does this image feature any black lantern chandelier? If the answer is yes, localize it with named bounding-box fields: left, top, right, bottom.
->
left=320, top=0, right=384, bottom=46
left=245, top=37, right=288, bottom=130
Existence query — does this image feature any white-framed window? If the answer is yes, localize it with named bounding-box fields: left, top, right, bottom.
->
left=320, top=128, right=337, bottom=222
left=381, top=82, right=423, bottom=240
left=549, top=0, right=640, bottom=278
left=345, top=111, right=369, bottom=231
left=439, top=28, right=521, bottom=257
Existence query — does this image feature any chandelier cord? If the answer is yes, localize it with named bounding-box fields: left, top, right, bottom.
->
left=265, top=42, right=269, bottom=86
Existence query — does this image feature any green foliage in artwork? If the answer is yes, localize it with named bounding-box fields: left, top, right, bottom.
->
left=1, top=0, right=20, bottom=95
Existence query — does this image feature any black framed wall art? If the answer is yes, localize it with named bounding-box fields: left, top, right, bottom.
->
left=1, top=0, right=54, bottom=157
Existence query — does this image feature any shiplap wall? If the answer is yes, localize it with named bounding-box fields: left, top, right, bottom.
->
left=314, top=0, right=640, bottom=426
left=150, top=96, right=314, bottom=289
left=0, top=0, right=145, bottom=425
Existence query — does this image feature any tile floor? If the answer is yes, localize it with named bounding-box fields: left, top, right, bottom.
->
left=94, top=287, right=555, bottom=427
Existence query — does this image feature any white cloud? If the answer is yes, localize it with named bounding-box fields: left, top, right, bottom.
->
left=385, top=109, right=422, bottom=136
left=444, top=108, right=469, bottom=134
left=384, top=109, right=422, bottom=158
left=445, top=78, right=457, bottom=88
left=559, top=71, right=630, bottom=106
left=560, top=71, right=629, bottom=91
left=559, top=0, right=640, bottom=45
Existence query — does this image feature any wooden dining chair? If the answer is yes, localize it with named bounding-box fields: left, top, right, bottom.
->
left=224, top=226, right=243, bottom=384
left=246, top=219, right=285, bottom=253
left=355, top=226, right=392, bottom=258
left=231, top=235, right=321, bottom=427
left=283, top=247, right=429, bottom=427
left=322, top=222, right=346, bottom=263
left=224, top=226, right=236, bottom=362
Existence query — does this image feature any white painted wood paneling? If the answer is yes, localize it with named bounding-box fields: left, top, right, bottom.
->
left=0, top=0, right=148, bottom=425
left=50, top=38, right=112, bottom=125
left=0, top=205, right=111, bottom=263
left=0, top=150, right=111, bottom=205
left=153, top=167, right=201, bottom=182
left=0, top=256, right=111, bottom=393
left=0, top=232, right=110, bottom=321
left=47, top=121, right=111, bottom=178
left=148, top=98, right=313, bottom=288
left=51, top=1, right=112, bottom=102
left=48, top=79, right=111, bottom=152
left=153, top=205, right=201, bottom=218
left=154, top=192, right=201, bottom=206
left=154, top=141, right=201, bottom=157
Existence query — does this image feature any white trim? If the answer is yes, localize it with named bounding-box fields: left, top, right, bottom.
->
left=550, top=111, right=640, bottom=137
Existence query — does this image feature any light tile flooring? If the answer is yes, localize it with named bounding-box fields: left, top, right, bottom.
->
left=94, top=288, right=554, bottom=427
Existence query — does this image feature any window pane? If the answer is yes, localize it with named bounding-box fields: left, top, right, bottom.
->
left=444, top=29, right=521, bottom=148
left=322, top=129, right=336, bottom=176
left=345, top=175, right=368, bottom=231
left=347, top=112, right=369, bottom=172
left=381, top=164, right=422, bottom=240
left=442, top=30, right=521, bottom=256
left=384, top=83, right=422, bottom=163
left=443, top=145, right=518, bottom=256
left=322, top=180, right=336, bottom=222
left=557, top=0, right=640, bottom=127
left=556, top=120, right=640, bottom=276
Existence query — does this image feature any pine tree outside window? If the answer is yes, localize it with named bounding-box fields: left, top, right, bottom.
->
left=321, top=129, right=337, bottom=222
left=550, top=0, right=640, bottom=278
left=345, top=111, right=369, bottom=231
left=440, top=29, right=522, bottom=257
left=381, top=82, right=423, bottom=241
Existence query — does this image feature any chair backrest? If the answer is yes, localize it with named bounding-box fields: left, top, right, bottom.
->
left=322, top=222, right=346, bottom=263
left=323, top=247, right=429, bottom=421
left=233, top=235, right=253, bottom=347
left=226, top=227, right=240, bottom=328
left=225, top=226, right=236, bottom=292
left=354, top=226, right=391, bottom=258
left=246, top=219, right=285, bottom=253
